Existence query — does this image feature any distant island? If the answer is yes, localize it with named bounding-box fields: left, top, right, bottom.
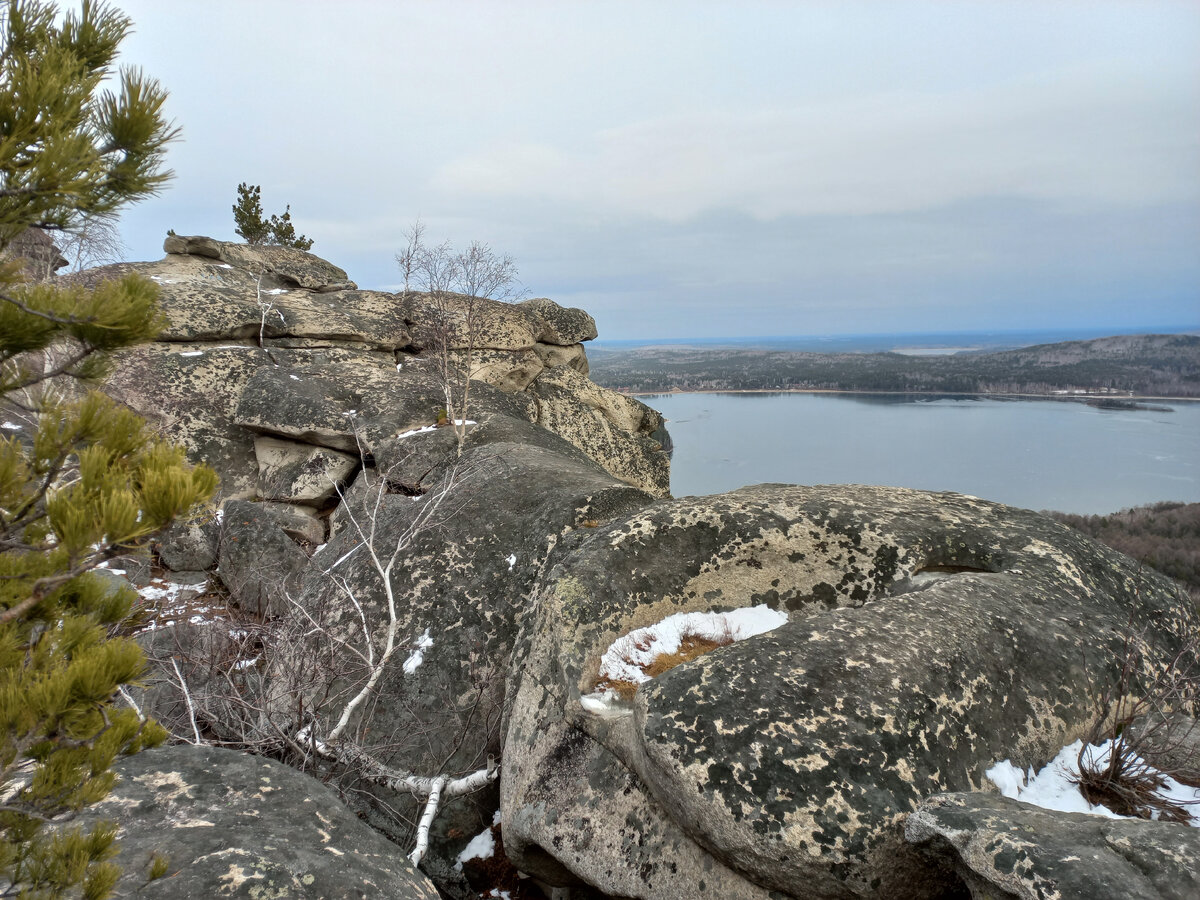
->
left=589, top=333, right=1200, bottom=399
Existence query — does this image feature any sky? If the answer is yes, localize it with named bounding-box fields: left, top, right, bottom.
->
left=106, top=1, right=1200, bottom=341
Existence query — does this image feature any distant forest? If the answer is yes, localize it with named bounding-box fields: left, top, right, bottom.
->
left=590, top=333, right=1200, bottom=398
left=1047, top=502, right=1200, bottom=599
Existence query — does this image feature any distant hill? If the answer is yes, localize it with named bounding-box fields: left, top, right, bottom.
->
left=589, top=333, right=1200, bottom=397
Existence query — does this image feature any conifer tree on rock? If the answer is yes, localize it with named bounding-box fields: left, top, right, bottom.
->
left=0, top=2, right=217, bottom=896
left=232, top=182, right=314, bottom=250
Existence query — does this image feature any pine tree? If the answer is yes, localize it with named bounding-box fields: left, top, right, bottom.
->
left=0, top=2, right=217, bottom=896
left=231, top=182, right=270, bottom=246
left=231, top=183, right=313, bottom=250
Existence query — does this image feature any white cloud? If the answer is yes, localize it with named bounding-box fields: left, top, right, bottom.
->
left=432, top=65, right=1198, bottom=221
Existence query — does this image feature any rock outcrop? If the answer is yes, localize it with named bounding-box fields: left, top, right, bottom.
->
left=82, top=238, right=1197, bottom=900
left=69, top=744, right=440, bottom=899
left=906, top=792, right=1200, bottom=900
left=92, top=236, right=669, bottom=502
left=501, top=485, right=1196, bottom=898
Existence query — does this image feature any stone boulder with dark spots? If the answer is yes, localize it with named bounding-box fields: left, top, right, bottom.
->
left=69, top=743, right=440, bottom=899
left=501, top=484, right=1196, bottom=899
left=905, top=792, right=1200, bottom=900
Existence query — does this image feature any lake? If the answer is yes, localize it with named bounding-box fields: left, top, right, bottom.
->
left=641, top=392, right=1200, bottom=515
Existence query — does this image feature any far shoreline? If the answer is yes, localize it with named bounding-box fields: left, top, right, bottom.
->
left=622, top=388, right=1200, bottom=403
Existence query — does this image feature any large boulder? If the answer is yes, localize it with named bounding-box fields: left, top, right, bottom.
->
left=217, top=499, right=310, bottom=617
left=905, top=792, right=1200, bottom=900
left=71, top=743, right=439, bottom=899
left=501, top=484, right=1197, bottom=899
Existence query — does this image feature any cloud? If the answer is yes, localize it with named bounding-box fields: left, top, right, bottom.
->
left=431, top=65, right=1198, bottom=221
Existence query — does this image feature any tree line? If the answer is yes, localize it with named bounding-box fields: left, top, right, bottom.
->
left=589, top=336, right=1200, bottom=398
left=1047, top=502, right=1200, bottom=597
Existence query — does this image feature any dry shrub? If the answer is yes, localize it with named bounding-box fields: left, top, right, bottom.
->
left=1073, top=590, right=1200, bottom=824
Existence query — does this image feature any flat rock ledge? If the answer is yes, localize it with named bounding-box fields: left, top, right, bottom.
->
left=905, top=792, right=1200, bottom=900
left=72, top=744, right=439, bottom=899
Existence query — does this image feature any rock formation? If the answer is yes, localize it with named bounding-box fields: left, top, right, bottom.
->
left=68, top=744, right=440, bottom=899
left=78, top=238, right=1197, bottom=900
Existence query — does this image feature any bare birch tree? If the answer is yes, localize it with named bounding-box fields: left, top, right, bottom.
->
left=395, top=221, right=519, bottom=456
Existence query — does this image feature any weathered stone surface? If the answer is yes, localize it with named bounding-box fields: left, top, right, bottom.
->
left=73, top=743, right=439, bottom=899
left=468, top=347, right=546, bottom=393
left=905, top=792, right=1200, bottom=900
left=157, top=517, right=220, bottom=572
left=232, top=349, right=404, bottom=452
left=502, top=485, right=1196, bottom=899
left=401, top=292, right=541, bottom=352
left=286, top=407, right=654, bottom=871
left=149, top=263, right=406, bottom=347
left=260, top=501, right=325, bottom=545
left=518, top=297, right=598, bottom=344
left=98, top=241, right=662, bottom=513
left=218, top=499, right=310, bottom=616
left=255, top=435, right=359, bottom=504
left=531, top=340, right=589, bottom=375
left=529, top=364, right=670, bottom=497
left=165, top=233, right=354, bottom=290
left=105, top=343, right=269, bottom=500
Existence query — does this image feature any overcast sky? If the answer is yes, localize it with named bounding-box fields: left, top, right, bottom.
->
left=109, top=1, right=1199, bottom=341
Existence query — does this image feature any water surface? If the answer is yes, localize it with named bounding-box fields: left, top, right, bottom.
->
left=643, top=392, right=1200, bottom=515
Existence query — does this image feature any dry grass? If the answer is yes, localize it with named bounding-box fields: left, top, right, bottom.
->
left=1075, top=741, right=1193, bottom=824
left=1072, top=588, right=1200, bottom=824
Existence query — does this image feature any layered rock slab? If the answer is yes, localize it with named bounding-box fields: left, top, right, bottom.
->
left=72, top=743, right=439, bottom=899
left=502, top=484, right=1196, bottom=899
left=905, top=792, right=1200, bottom=900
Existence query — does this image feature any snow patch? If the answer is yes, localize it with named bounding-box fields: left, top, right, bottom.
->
left=179, top=350, right=204, bottom=357
left=987, top=740, right=1200, bottom=825
left=505, top=553, right=517, bottom=571
left=596, top=605, right=788, bottom=687
left=265, top=288, right=288, bottom=295
left=395, top=425, right=437, bottom=439
left=2, top=422, right=21, bottom=430
left=454, top=826, right=496, bottom=870
left=403, top=628, right=434, bottom=674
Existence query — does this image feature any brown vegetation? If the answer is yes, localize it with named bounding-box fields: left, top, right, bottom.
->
left=593, top=624, right=736, bottom=699
left=1047, top=502, right=1200, bottom=596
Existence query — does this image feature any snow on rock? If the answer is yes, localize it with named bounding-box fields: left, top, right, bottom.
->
left=505, top=553, right=517, bottom=571
left=395, top=425, right=437, bottom=440
left=454, top=825, right=496, bottom=871
left=2, top=421, right=22, bottom=430
left=987, top=739, right=1200, bottom=825
left=596, top=605, right=788, bottom=687
left=403, top=628, right=434, bottom=675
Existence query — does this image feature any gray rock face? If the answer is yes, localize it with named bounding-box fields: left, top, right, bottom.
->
left=74, top=743, right=439, bottom=899
left=254, top=435, right=360, bottom=505
left=517, top=296, right=599, bottom=344
left=99, top=236, right=666, bottom=504
left=905, top=792, right=1200, bottom=900
left=217, top=499, right=310, bottom=616
left=529, top=365, right=670, bottom=498
left=280, top=407, right=656, bottom=864
left=501, top=484, right=1196, bottom=898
